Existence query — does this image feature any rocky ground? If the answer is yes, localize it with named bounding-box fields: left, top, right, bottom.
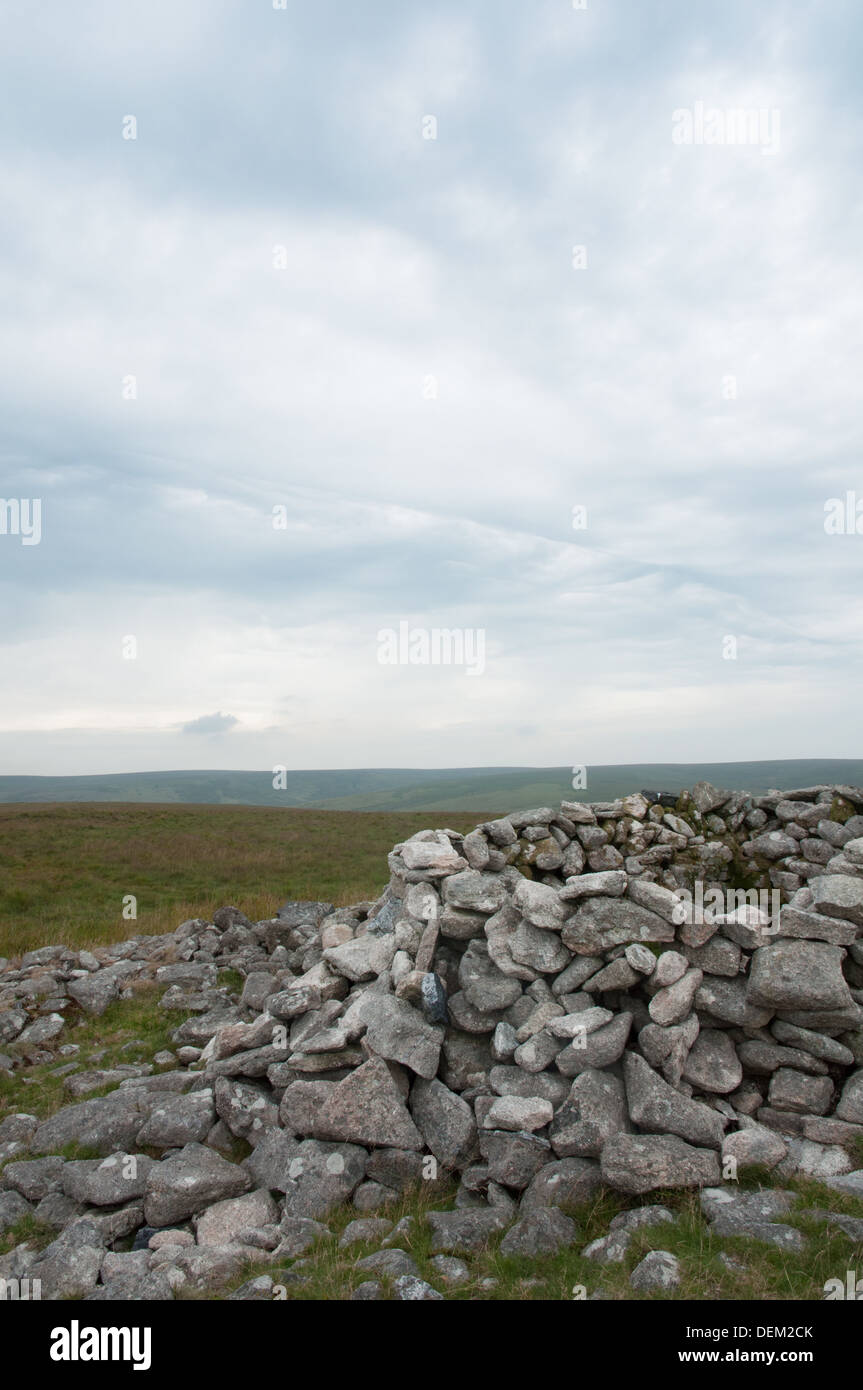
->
left=1, top=780, right=863, bottom=1300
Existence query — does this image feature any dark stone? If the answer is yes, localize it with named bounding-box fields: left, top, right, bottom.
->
left=421, top=973, right=449, bottom=1026
left=131, top=1225, right=164, bottom=1252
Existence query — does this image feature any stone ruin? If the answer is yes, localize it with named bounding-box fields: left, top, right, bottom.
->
left=2, top=779, right=863, bottom=1297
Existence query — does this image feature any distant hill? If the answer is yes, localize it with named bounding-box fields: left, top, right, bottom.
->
left=0, top=761, right=861, bottom=813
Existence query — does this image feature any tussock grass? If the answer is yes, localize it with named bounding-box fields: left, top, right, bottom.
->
left=201, top=1177, right=863, bottom=1302
left=0, top=984, right=179, bottom=1129
left=0, top=802, right=492, bottom=957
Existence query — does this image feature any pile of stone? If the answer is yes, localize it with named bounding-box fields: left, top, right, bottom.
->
left=2, top=780, right=863, bottom=1299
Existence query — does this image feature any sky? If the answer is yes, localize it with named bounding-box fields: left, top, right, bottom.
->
left=1, top=0, right=861, bottom=777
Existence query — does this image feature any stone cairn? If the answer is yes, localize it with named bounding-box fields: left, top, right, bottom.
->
left=2, top=780, right=863, bottom=1298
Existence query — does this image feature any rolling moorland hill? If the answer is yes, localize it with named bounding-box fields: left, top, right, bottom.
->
left=2, top=760, right=863, bottom=812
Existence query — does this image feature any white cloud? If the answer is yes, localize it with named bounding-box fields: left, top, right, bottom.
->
left=1, top=1, right=862, bottom=774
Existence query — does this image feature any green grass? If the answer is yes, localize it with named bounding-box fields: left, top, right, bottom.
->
left=0, top=1212, right=59, bottom=1258
left=0, top=983, right=183, bottom=1129
left=194, top=1173, right=863, bottom=1302
left=0, top=802, right=494, bottom=957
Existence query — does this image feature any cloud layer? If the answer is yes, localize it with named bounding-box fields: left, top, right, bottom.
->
left=1, top=0, right=861, bottom=775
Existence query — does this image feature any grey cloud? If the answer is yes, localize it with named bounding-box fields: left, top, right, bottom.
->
left=181, top=713, right=239, bottom=736
left=1, top=1, right=862, bottom=772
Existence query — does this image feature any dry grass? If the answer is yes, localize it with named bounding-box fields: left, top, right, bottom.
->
left=0, top=802, right=492, bottom=957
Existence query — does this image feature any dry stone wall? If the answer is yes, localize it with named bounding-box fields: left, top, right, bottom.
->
left=2, top=779, right=863, bottom=1298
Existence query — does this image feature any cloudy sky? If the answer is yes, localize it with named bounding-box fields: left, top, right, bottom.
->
left=1, top=0, right=861, bottom=777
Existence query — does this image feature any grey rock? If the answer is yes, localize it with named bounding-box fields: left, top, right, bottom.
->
left=550, top=1069, right=629, bottom=1158
left=737, top=1040, right=829, bottom=1076
left=441, top=1032, right=493, bottom=1091
left=561, top=898, right=675, bottom=954
left=67, top=972, right=122, bottom=1016
left=513, top=1028, right=564, bottom=1073
left=601, top=1134, right=721, bottom=1194
left=499, top=1207, right=578, bottom=1256
left=609, top=1204, right=676, bottom=1234
left=0, top=1113, right=38, bottom=1144
left=520, top=1156, right=602, bottom=1210
left=195, top=1188, right=278, bottom=1245
left=314, top=1056, right=423, bottom=1149
left=214, top=1076, right=280, bottom=1142
left=2, top=1155, right=66, bottom=1201
left=512, top=878, right=567, bottom=929
left=767, top=1068, right=833, bottom=1116
left=410, top=1077, right=478, bottom=1169
left=695, top=975, right=772, bottom=1029
left=482, top=1095, right=553, bottom=1132
left=226, top=1274, right=276, bottom=1301
left=747, top=940, right=853, bottom=1012
left=351, top=1180, right=397, bottom=1211
left=721, top=1125, right=788, bottom=1171
left=649, top=968, right=703, bottom=1026
left=630, top=1250, right=680, bottom=1291
left=429, top=1254, right=470, bottom=1284
left=393, top=1274, right=444, bottom=1300
left=353, top=993, right=443, bottom=1079
left=459, top=941, right=523, bottom=1013
left=29, top=1219, right=105, bottom=1300
left=355, top=1251, right=422, bottom=1278
left=0, top=1189, right=32, bottom=1234
left=836, top=1069, right=863, bottom=1123
left=323, top=933, right=398, bottom=983
left=31, top=1091, right=153, bottom=1156
left=624, top=1052, right=726, bottom=1148
left=775, top=905, right=858, bottom=945
left=135, top=1090, right=216, bottom=1148
left=420, top=973, right=449, bottom=1025
left=338, top=1217, right=394, bottom=1249
left=443, top=870, right=508, bottom=915
left=625, top=943, right=658, bottom=975
left=682, top=1030, right=742, bottom=1094
left=426, top=1208, right=510, bottom=1253
left=822, top=1169, right=863, bottom=1198
left=811, top=874, right=863, bottom=926
left=774, top=1138, right=852, bottom=1180
left=652, top=951, right=689, bottom=987
left=510, top=919, right=570, bottom=974
left=560, top=870, right=628, bottom=902
left=365, top=1147, right=425, bottom=1193
left=748, top=830, right=798, bottom=860
left=770, top=1021, right=854, bottom=1065
left=488, top=1065, right=570, bottom=1107
left=551, top=956, right=605, bottom=995
left=280, top=1140, right=367, bottom=1219
left=479, top=1130, right=551, bottom=1188
left=275, top=1215, right=329, bottom=1257
left=555, top=1012, right=633, bottom=1077
left=351, top=1280, right=382, bottom=1300
left=144, top=1143, right=251, bottom=1226
left=491, top=1021, right=518, bottom=1061
left=62, top=1153, right=154, bottom=1205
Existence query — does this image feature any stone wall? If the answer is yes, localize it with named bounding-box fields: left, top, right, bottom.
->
left=2, top=779, right=863, bottom=1297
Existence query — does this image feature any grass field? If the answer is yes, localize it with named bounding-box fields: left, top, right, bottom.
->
left=3, top=801, right=863, bottom=1302
left=0, top=802, right=493, bottom=958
